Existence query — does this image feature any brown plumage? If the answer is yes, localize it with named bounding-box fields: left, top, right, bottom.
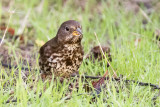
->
left=39, top=20, right=84, bottom=78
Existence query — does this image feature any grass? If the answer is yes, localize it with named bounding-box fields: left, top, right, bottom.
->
left=1, top=0, right=160, bottom=106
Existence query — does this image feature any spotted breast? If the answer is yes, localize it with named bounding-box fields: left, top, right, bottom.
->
left=42, top=44, right=83, bottom=77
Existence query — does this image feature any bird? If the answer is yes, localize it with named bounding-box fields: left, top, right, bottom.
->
left=39, top=20, right=84, bottom=78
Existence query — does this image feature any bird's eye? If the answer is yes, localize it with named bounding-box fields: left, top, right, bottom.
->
left=65, top=26, right=69, bottom=31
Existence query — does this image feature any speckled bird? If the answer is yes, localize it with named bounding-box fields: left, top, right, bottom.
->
left=39, top=20, right=84, bottom=78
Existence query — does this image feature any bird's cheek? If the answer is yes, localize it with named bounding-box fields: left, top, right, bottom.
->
left=65, top=34, right=73, bottom=42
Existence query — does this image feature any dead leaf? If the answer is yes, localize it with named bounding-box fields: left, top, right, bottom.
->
left=92, top=70, right=108, bottom=94
left=36, top=39, right=45, bottom=47
left=0, top=26, right=15, bottom=36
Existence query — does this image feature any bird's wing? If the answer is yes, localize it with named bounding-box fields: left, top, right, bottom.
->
left=39, top=37, right=59, bottom=58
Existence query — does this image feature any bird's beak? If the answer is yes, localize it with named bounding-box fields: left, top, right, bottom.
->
left=72, top=28, right=82, bottom=36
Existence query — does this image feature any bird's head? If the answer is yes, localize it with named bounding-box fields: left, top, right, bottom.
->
left=56, top=20, right=83, bottom=44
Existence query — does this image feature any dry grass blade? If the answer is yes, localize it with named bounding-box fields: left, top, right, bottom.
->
left=0, top=10, right=15, bottom=46
left=36, top=0, right=45, bottom=14
left=138, top=6, right=159, bottom=30
left=139, top=8, right=152, bottom=23
left=94, top=32, right=117, bottom=77
left=17, top=9, right=31, bottom=35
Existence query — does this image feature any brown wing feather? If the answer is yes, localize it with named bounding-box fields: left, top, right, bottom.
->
left=39, top=36, right=59, bottom=58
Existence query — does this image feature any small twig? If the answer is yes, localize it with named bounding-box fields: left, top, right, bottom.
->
left=71, top=74, right=102, bottom=79
left=94, top=32, right=117, bottom=77
left=114, top=78, right=160, bottom=90
left=0, top=10, right=15, bottom=46
left=72, top=74, right=160, bottom=90
left=1, top=61, right=32, bottom=71
left=5, top=99, right=17, bottom=103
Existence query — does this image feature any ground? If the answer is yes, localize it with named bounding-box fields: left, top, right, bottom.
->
left=0, top=0, right=160, bottom=106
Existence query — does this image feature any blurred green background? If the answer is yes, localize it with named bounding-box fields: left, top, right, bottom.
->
left=1, top=0, right=160, bottom=106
